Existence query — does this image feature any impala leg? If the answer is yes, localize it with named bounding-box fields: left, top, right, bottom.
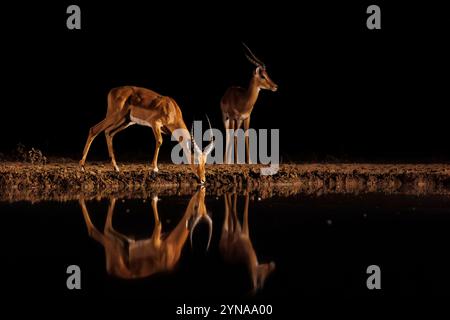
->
left=104, top=197, right=117, bottom=233
left=105, top=120, right=131, bottom=172
left=150, top=125, right=163, bottom=173
left=232, top=120, right=237, bottom=164
left=232, top=191, right=241, bottom=233
left=80, top=116, right=120, bottom=170
left=223, top=116, right=232, bottom=164
left=79, top=197, right=105, bottom=245
left=242, top=191, right=250, bottom=237
left=244, top=117, right=253, bottom=164
left=80, top=120, right=105, bottom=170
left=151, top=195, right=162, bottom=247
left=105, top=119, right=128, bottom=172
left=234, top=119, right=243, bottom=164
left=220, top=193, right=232, bottom=248
left=222, top=194, right=230, bottom=233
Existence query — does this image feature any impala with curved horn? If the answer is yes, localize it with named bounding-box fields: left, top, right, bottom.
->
left=221, top=43, right=278, bottom=164
left=79, top=86, right=214, bottom=184
left=190, top=115, right=215, bottom=184
left=79, top=188, right=212, bottom=279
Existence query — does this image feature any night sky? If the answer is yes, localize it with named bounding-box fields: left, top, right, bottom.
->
left=2, top=1, right=449, bottom=162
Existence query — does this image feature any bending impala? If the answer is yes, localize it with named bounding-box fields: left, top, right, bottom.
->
left=221, top=44, right=278, bottom=164
left=79, top=86, right=214, bottom=183
left=79, top=188, right=212, bottom=279
left=219, top=189, right=276, bottom=293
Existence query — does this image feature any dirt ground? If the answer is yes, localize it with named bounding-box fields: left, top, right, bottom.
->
left=1, top=160, right=450, bottom=202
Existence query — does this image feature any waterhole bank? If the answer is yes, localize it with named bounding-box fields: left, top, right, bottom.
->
left=1, top=161, right=450, bottom=202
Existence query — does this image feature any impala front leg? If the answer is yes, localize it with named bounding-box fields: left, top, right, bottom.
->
left=234, top=119, right=243, bottom=164
left=151, top=125, right=163, bottom=172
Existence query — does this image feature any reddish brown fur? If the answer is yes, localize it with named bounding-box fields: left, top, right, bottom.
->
left=80, top=86, right=209, bottom=183
left=79, top=189, right=208, bottom=279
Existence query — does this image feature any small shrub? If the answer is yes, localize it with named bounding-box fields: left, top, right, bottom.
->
left=13, top=143, right=47, bottom=164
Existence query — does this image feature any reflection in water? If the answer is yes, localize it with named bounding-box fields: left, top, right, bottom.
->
left=220, top=190, right=276, bottom=294
left=79, top=187, right=275, bottom=293
left=79, top=187, right=212, bottom=279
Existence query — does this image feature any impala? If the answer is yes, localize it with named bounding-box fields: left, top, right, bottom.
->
left=219, top=189, right=276, bottom=293
left=221, top=43, right=278, bottom=164
left=79, top=188, right=212, bottom=279
left=79, top=86, right=214, bottom=183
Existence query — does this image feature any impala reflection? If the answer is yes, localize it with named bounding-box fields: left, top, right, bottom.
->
left=79, top=188, right=211, bottom=279
left=220, top=189, right=276, bottom=293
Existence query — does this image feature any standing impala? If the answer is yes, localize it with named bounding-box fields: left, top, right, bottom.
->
left=219, top=189, right=276, bottom=293
left=79, top=86, right=214, bottom=184
left=221, top=44, right=278, bottom=164
left=79, top=188, right=212, bottom=279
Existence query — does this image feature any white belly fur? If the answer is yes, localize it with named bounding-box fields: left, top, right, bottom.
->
left=130, top=115, right=152, bottom=128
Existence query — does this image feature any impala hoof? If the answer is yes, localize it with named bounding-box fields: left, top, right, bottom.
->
left=114, top=166, right=120, bottom=172
left=152, top=167, right=159, bottom=173
left=80, top=165, right=85, bottom=172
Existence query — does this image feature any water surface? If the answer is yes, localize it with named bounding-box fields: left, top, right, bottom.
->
left=4, top=189, right=450, bottom=304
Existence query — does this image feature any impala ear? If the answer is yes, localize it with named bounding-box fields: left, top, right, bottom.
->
left=254, top=66, right=261, bottom=75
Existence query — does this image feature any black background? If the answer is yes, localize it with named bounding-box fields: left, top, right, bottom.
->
left=2, top=2, right=450, bottom=314
left=1, top=1, right=449, bottom=163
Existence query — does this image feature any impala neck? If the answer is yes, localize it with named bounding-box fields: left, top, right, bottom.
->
left=245, top=76, right=261, bottom=111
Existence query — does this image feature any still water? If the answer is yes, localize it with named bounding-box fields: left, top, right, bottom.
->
left=3, top=188, right=450, bottom=304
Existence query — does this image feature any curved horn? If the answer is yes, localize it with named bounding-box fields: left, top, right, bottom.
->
left=189, top=214, right=213, bottom=251
left=206, top=114, right=213, bottom=142
left=242, top=42, right=266, bottom=69
left=203, top=114, right=215, bottom=156
left=189, top=215, right=201, bottom=248
left=203, top=214, right=213, bottom=251
left=190, top=121, right=202, bottom=155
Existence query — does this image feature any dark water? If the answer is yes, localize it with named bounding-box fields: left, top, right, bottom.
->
left=3, top=191, right=450, bottom=309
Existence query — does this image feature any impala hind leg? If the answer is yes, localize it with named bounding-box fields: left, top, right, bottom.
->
left=104, top=197, right=117, bottom=233
left=80, top=117, right=118, bottom=171
left=150, top=125, right=163, bottom=173
left=79, top=197, right=105, bottom=245
left=105, top=120, right=132, bottom=172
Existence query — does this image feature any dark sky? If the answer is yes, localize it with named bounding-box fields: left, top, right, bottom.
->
left=2, top=1, right=449, bottom=161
